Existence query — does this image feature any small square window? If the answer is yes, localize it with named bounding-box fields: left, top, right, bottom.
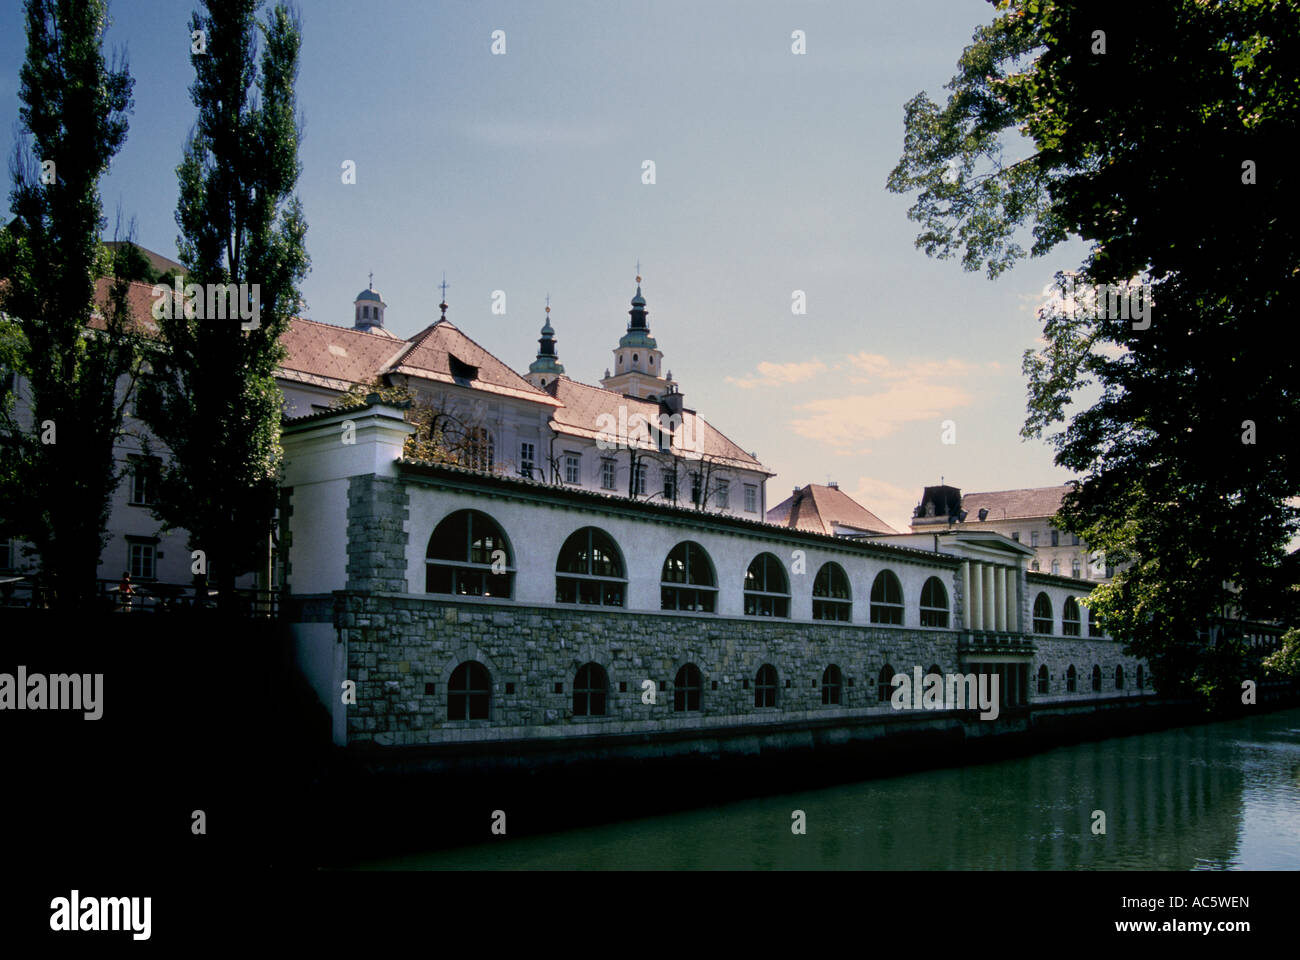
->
left=618, top=681, right=627, bottom=693
left=505, top=682, right=515, bottom=695
left=743, top=678, right=750, bottom=689
left=785, top=679, right=790, bottom=688
left=553, top=682, right=563, bottom=694
left=711, top=681, right=718, bottom=690
left=848, top=678, right=855, bottom=687
left=424, top=682, right=436, bottom=695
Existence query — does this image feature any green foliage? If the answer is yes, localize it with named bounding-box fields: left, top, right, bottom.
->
left=0, top=0, right=137, bottom=607
left=891, top=0, right=1300, bottom=705
left=1263, top=627, right=1300, bottom=678
left=138, top=0, right=309, bottom=604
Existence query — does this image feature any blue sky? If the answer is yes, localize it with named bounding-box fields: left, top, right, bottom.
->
left=0, top=0, right=1093, bottom=530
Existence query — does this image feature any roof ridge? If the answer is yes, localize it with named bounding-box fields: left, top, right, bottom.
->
left=289, top=314, right=411, bottom=342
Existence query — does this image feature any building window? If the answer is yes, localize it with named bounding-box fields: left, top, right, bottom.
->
left=690, top=471, right=702, bottom=506
left=822, top=665, right=842, bottom=705
left=573, top=662, right=608, bottom=717
left=812, top=562, right=851, bottom=621
left=128, top=541, right=156, bottom=580
left=744, top=552, right=790, bottom=618
left=1104, top=562, right=1116, bottom=578
left=1115, top=664, right=1124, bottom=690
left=1062, top=597, right=1081, bottom=636
left=1050, top=559, right=1060, bottom=575
left=425, top=509, right=513, bottom=597
left=555, top=526, right=625, bottom=607
left=1030, top=531, right=1039, bottom=548
left=564, top=453, right=581, bottom=485
left=674, top=663, right=702, bottom=712
left=919, top=576, right=949, bottom=628
left=600, top=459, right=617, bottom=490
left=660, top=541, right=717, bottom=612
left=1091, top=665, right=1102, bottom=693
left=1030, top=559, right=1040, bottom=572
left=716, top=479, right=729, bottom=509
left=754, top=664, right=778, bottom=708
left=662, top=470, right=677, bottom=502
left=1033, top=593, right=1053, bottom=634
left=129, top=457, right=159, bottom=506
left=448, top=661, right=491, bottom=720
left=0, top=538, right=12, bottom=571
left=743, top=484, right=758, bottom=513
left=465, top=427, right=495, bottom=472
left=1071, top=557, right=1081, bottom=578
left=877, top=664, right=895, bottom=704
left=1011, top=531, right=1020, bottom=542
left=1037, top=664, right=1049, bottom=694
left=1136, top=665, right=1144, bottom=690
left=1088, top=607, right=1102, bottom=638
left=1071, top=533, right=1080, bottom=546
left=1050, top=530, right=1060, bottom=547
left=1066, top=665, right=1077, bottom=693
left=632, top=460, right=647, bottom=496
left=519, top=442, right=536, bottom=479
left=869, top=570, right=904, bottom=625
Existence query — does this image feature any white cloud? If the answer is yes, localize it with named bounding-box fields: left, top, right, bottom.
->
left=726, top=359, right=827, bottom=389
left=790, top=381, right=972, bottom=450
left=846, top=475, right=920, bottom=534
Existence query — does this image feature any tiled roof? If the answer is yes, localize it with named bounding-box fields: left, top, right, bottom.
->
left=88, top=277, right=163, bottom=335
left=767, top=484, right=900, bottom=536
left=544, top=376, right=768, bottom=471
left=278, top=316, right=409, bottom=387
left=961, top=485, right=1072, bottom=521
left=379, top=319, right=560, bottom=406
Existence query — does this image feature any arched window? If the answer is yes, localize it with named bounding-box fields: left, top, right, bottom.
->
left=754, top=664, right=778, bottom=707
left=448, top=661, right=491, bottom=720
left=877, top=664, right=895, bottom=703
left=1136, top=664, right=1144, bottom=690
left=1037, top=664, right=1050, bottom=694
left=1071, top=557, right=1081, bottom=578
left=573, top=662, right=608, bottom=716
left=1062, top=598, right=1081, bottom=636
left=674, top=663, right=702, bottom=712
left=426, top=510, right=513, bottom=597
left=1066, top=664, right=1077, bottom=693
left=869, top=571, right=904, bottom=625
left=744, top=553, right=790, bottom=617
left=660, top=541, right=718, bottom=612
left=1091, top=664, right=1102, bottom=692
left=465, top=427, right=494, bottom=472
left=1114, top=664, right=1124, bottom=690
left=822, top=665, right=842, bottom=705
left=556, top=527, right=625, bottom=606
left=1030, top=559, right=1040, bottom=572
left=812, top=562, right=851, bottom=621
left=1088, top=607, right=1102, bottom=638
left=919, top=576, right=949, bottom=628
left=1033, top=593, right=1053, bottom=633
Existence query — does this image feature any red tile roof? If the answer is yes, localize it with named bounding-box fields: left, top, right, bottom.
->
left=766, top=484, right=899, bottom=536
left=960, top=485, right=1072, bottom=521
left=278, top=316, right=409, bottom=389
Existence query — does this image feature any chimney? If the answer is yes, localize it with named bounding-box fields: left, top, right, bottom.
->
left=828, top=481, right=839, bottom=489
left=661, top=381, right=685, bottom=417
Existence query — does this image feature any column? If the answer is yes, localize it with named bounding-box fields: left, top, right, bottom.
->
left=983, top=564, right=996, bottom=632
left=994, top=567, right=1007, bottom=632
left=970, top=563, right=983, bottom=631
left=1004, top=568, right=1016, bottom=633
left=962, top=562, right=972, bottom=630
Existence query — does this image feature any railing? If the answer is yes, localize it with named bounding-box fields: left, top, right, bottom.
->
left=0, top=575, right=281, bottom=618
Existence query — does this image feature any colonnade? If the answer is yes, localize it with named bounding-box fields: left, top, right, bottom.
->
left=961, top=561, right=1018, bottom=633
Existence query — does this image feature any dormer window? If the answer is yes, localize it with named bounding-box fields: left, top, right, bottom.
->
left=448, top=354, right=478, bottom=382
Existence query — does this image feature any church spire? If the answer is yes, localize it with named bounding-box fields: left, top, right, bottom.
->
left=524, top=295, right=565, bottom=389
left=600, top=267, right=667, bottom=400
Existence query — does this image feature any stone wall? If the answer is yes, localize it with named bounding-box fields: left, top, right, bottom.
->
left=345, top=475, right=410, bottom=593
left=1032, top=637, right=1147, bottom=699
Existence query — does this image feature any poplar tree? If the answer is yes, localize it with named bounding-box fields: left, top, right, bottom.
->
left=139, top=0, right=309, bottom=610
left=0, top=0, right=136, bottom=608
left=887, top=0, right=1300, bottom=704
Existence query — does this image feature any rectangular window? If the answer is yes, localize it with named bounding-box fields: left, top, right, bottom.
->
left=632, top=461, right=647, bottom=496
left=564, top=453, right=581, bottom=485
left=129, top=542, right=156, bottom=580
left=1050, top=529, right=1060, bottom=547
left=1071, top=533, right=1080, bottom=546
left=691, top=472, right=702, bottom=506
left=1011, top=531, right=1020, bottom=542
left=0, top=538, right=12, bottom=571
left=600, top=459, right=616, bottom=490
left=519, top=442, right=535, bottom=479
left=1030, top=530, right=1039, bottom=547
left=129, top=457, right=158, bottom=506
left=663, top=471, right=676, bottom=502
left=717, top=479, right=729, bottom=509
left=744, top=484, right=758, bottom=513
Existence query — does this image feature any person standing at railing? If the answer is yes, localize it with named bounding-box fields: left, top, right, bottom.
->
left=118, top=571, right=133, bottom=613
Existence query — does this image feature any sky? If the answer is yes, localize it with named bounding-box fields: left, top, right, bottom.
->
left=0, top=0, right=1095, bottom=532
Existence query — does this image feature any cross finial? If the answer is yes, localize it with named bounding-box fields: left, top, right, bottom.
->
left=439, top=273, right=449, bottom=301
left=545, top=292, right=551, bottom=311
left=368, top=271, right=374, bottom=290
left=635, top=258, right=641, bottom=283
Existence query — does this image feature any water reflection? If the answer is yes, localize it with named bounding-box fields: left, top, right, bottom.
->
left=358, top=709, right=1300, bottom=870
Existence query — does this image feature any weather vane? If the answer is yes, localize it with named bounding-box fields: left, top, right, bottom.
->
left=368, top=270, right=374, bottom=289
left=635, top=258, right=641, bottom=282
left=439, top=273, right=449, bottom=302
